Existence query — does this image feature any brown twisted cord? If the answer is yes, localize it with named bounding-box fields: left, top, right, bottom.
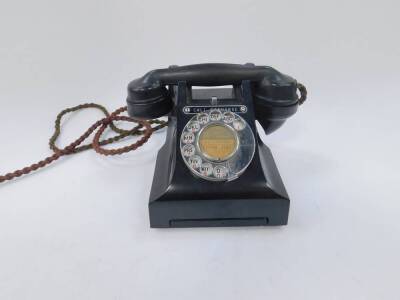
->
left=93, top=115, right=153, bottom=155
left=49, top=103, right=167, bottom=154
left=0, top=104, right=167, bottom=184
left=297, top=83, right=307, bottom=105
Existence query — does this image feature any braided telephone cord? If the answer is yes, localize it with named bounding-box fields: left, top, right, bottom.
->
left=0, top=83, right=306, bottom=184
left=297, top=83, right=307, bottom=105
left=0, top=104, right=167, bottom=183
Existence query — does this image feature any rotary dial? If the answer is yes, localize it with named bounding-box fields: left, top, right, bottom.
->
left=180, top=109, right=255, bottom=182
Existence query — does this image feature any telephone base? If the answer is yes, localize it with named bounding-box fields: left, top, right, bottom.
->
left=148, top=131, right=290, bottom=228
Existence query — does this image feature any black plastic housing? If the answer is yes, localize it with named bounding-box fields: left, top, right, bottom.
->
left=146, top=82, right=290, bottom=227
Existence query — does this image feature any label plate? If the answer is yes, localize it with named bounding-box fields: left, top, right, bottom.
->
left=183, top=105, right=247, bottom=114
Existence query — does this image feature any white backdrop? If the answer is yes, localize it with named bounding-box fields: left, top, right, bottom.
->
left=0, top=1, right=399, bottom=299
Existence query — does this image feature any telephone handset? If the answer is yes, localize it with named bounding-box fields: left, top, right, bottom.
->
left=126, top=63, right=307, bottom=227
left=127, top=63, right=301, bottom=133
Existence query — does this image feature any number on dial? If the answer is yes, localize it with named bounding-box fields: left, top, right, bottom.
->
left=182, top=144, right=195, bottom=157
left=182, top=132, right=195, bottom=144
left=213, top=165, right=228, bottom=179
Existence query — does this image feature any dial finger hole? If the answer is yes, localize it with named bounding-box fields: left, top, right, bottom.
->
left=182, top=132, right=195, bottom=144
left=233, top=119, right=245, bottom=131
left=188, top=155, right=202, bottom=169
left=200, top=162, right=213, bottom=176
left=187, top=121, right=200, bottom=132
left=213, top=165, right=228, bottom=179
left=209, top=110, right=222, bottom=121
left=197, top=113, right=210, bottom=125
left=223, top=112, right=235, bottom=123
left=182, top=144, right=195, bottom=157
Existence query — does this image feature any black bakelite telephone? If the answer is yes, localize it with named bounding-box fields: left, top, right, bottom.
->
left=126, top=63, right=307, bottom=227
left=0, top=63, right=307, bottom=228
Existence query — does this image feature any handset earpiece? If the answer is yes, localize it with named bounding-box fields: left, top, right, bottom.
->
left=253, top=70, right=305, bottom=134
left=127, top=72, right=173, bottom=119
